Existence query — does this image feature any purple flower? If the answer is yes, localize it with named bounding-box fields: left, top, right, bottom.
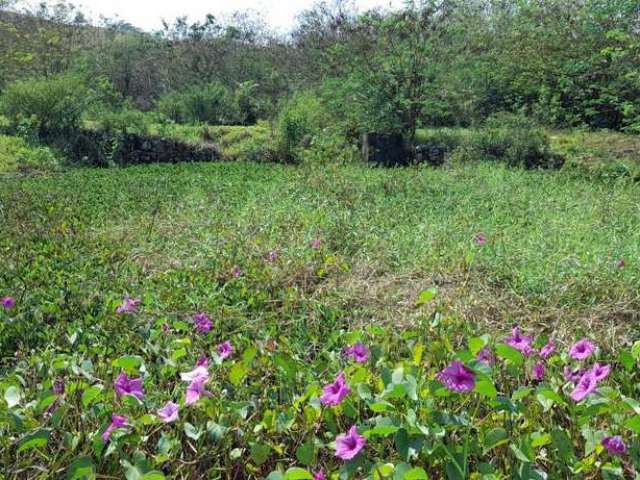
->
left=504, top=327, right=535, bottom=356
left=53, top=378, right=65, bottom=395
left=181, top=366, right=211, bottom=406
left=437, top=361, right=476, bottom=393
left=564, top=366, right=584, bottom=383
left=114, top=372, right=144, bottom=401
left=1, top=296, right=15, bottom=309
left=532, top=362, right=545, bottom=381
left=311, top=238, right=322, bottom=250
left=477, top=347, right=495, bottom=366
left=196, top=354, right=209, bottom=367
left=320, top=371, right=351, bottom=407
left=344, top=343, right=369, bottom=364
left=192, top=313, right=212, bottom=334
left=157, top=401, right=180, bottom=424
left=474, top=233, right=487, bottom=246
left=539, top=339, right=555, bottom=359
left=162, top=323, right=170, bottom=334
left=102, top=414, right=128, bottom=443
left=232, top=266, right=242, bottom=278
left=602, top=436, right=627, bottom=456
left=267, top=251, right=280, bottom=263
left=569, top=338, right=596, bottom=361
left=570, top=372, right=598, bottom=402
left=313, top=470, right=326, bottom=480
left=590, top=363, right=611, bottom=383
left=617, top=258, right=625, bottom=269
left=116, top=296, right=141, bottom=314
left=217, top=341, right=233, bottom=360
left=335, top=426, right=366, bottom=460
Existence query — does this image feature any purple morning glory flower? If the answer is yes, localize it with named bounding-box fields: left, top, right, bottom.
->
left=313, top=470, right=326, bottom=480
left=539, top=339, right=555, bottom=359
left=477, top=347, right=495, bottom=366
left=192, top=313, right=212, bottom=334
left=320, top=371, right=351, bottom=407
left=217, top=341, right=233, bottom=360
left=53, top=378, right=65, bottom=395
left=504, top=327, right=535, bottom=356
left=102, top=414, right=128, bottom=442
left=311, top=238, right=322, bottom=250
left=344, top=343, right=370, bottom=364
left=232, top=266, right=242, bottom=278
left=181, top=366, right=211, bottom=406
left=267, top=250, right=280, bottom=263
left=157, top=401, right=180, bottom=424
left=590, top=363, right=611, bottom=382
left=474, top=233, right=487, bottom=246
left=114, top=372, right=144, bottom=401
left=196, top=354, right=209, bottom=367
left=437, top=361, right=476, bottom=393
left=564, top=366, right=584, bottom=383
left=532, top=361, right=545, bottom=381
left=617, top=258, right=625, bottom=269
left=1, top=296, right=15, bottom=309
left=569, top=338, right=596, bottom=360
left=602, top=436, right=627, bottom=456
left=570, top=372, right=598, bottom=402
left=335, top=426, right=366, bottom=460
left=116, top=296, right=141, bottom=314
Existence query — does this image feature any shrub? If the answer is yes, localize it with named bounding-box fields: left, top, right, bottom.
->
left=0, top=134, right=60, bottom=172
left=0, top=74, right=89, bottom=140
left=274, top=91, right=330, bottom=163
left=474, top=112, right=561, bottom=169
left=156, top=83, right=239, bottom=125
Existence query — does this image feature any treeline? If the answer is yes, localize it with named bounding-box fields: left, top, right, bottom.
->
left=0, top=0, right=639, bottom=140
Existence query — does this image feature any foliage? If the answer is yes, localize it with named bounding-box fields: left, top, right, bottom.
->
left=0, top=73, right=89, bottom=140
left=0, top=133, right=60, bottom=172
left=156, top=82, right=240, bottom=125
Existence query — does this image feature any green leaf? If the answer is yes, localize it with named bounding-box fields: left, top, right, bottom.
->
left=484, top=428, right=509, bottom=452
left=267, top=473, right=284, bottom=480
left=510, top=444, right=531, bottom=463
left=536, top=388, right=565, bottom=412
left=468, top=337, right=488, bottom=356
left=495, top=344, right=524, bottom=366
left=403, top=467, right=429, bottom=480
left=183, top=423, right=202, bottom=440
left=17, top=429, right=51, bottom=452
left=250, top=443, right=271, bottom=466
left=82, top=385, right=103, bottom=408
left=229, top=362, right=248, bottom=386
left=619, top=351, right=635, bottom=371
left=4, top=385, right=22, bottom=408
left=631, top=341, right=640, bottom=360
left=142, top=473, right=165, bottom=480
left=112, top=355, right=142, bottom=372
left=295, top=439, right=316, bottom=466
left=474, top=379, right=497, bottom=399
left=512, top=387, right=532, bottom=402
left=624, top=415, right=640, bottom=434
left=284, top=467, right=313, bottom=480
left=415, top=288, right=437, bottom=306
left=366, top=425, right=401, bottom=437
left=66, top=456, right=96, bottom=480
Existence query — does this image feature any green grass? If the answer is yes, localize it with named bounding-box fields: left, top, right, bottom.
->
left=0, top=134, right=60, bottom=173
left=1, top=161, right=638, bottom=350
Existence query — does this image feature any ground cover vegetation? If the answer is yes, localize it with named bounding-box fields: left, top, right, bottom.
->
left=0, top=0, right=639, bottom=478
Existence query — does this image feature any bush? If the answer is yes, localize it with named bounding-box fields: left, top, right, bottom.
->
left=274, top=92, right=330, bottom=163
left=0, top=74, right=90, bottom=140
left=474, top=113, right=561, bottom=169
left=156, top=83, right=239, bottom=125
left=0, top=134, right=60, bottom=172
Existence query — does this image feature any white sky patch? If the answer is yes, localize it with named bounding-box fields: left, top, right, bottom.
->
left=69, top=0, right=405, bottom=32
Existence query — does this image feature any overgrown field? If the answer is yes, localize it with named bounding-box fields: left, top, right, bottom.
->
left=1, top=162, right=640, bottom=478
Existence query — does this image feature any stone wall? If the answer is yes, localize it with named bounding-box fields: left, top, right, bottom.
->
left=68, top=129, right=221, bottom=166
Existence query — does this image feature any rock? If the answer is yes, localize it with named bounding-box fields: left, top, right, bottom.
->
left=362, top=133, right=411, bottom=166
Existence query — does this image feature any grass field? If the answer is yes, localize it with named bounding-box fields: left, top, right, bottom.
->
left=2, top=160, right=640, bottom=478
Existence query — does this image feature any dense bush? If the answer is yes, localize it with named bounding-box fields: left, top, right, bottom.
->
left=0, top=74, right=89, bottom=140
left=0, top=134, right=60, bottom=172
left=156, top=83, right=240, bottom=125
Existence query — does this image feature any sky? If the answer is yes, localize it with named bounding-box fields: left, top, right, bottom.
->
left=67, top=0, right=405, bottom=32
